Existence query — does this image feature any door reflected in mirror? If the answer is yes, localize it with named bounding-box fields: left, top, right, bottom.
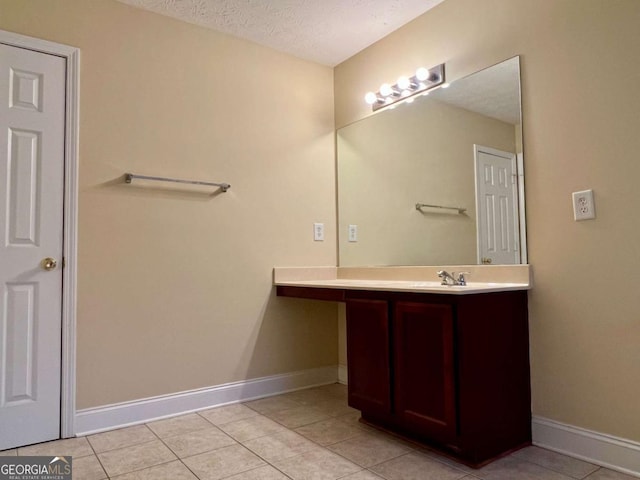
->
left=337, top=56, right=526, bottom=267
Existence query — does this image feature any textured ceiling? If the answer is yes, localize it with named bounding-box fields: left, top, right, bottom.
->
left=116, top=0, right=446, bottom=66
left=432, top=57, right=521, bottom=125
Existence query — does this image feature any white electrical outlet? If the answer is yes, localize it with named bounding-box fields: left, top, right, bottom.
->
left=572, top=189, right=596, bottom=221
left=348, top=224, right=358, bottom=242
left=313, top=223, right=324, bottom=241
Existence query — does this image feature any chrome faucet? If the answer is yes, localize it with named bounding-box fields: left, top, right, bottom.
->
left=437, top=270, right=470, bottom=286
left=456, top=272, right=469, bottom=286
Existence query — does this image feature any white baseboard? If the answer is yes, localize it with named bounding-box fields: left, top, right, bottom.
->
left=533, top=416, right=640, bottom=478
left=75, top=365, right=338, bottom=436
left=338, top=365, right=348, bottom=385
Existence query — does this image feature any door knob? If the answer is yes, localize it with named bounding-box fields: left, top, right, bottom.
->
left=41, top=257, right=58, bottom=271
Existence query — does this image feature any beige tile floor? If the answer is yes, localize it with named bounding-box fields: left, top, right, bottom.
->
left=1, top=383, right=636, bottom=480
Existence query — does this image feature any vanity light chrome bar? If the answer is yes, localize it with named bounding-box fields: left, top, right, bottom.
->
left=125, top=173, right=230, bottom=192
left=365, top=63, right=446, bottom=112
left=416, top=203, right=466, bottom=214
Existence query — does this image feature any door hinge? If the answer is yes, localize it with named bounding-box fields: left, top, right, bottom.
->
left=62, top=257, right=66, bottom=269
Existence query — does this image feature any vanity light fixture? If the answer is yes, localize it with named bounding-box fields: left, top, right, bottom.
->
left=365, top=63, right=445, bottom=111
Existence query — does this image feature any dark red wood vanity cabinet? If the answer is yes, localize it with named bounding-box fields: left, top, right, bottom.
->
left=276, top=285, right=531, bottom=467
left=344, top=289, right=531, bottom=467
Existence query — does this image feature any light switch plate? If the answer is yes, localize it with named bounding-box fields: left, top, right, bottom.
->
left=572, top=189, right=596, bottom=221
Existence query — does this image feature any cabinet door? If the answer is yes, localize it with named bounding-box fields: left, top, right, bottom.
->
left=346, top=299, right=391, bottom=415
left=394, top=302, right=457, bottom=443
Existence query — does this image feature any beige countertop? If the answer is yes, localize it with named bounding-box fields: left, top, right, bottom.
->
left=273, top=265, right=531, bottom=295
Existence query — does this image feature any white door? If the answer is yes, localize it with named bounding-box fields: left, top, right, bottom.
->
left=0, top=43, right=65, bottom=450
left=474, top=145, right=520, bottom=265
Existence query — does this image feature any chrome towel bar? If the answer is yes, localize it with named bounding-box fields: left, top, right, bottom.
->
left=125, top=173, right=230, bottom=192
left=416, top=203, right=466, bottom=214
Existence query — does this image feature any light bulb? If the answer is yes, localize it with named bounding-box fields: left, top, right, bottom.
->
left=415, top=67, right=430, bottom=81
left=365, top=92, right=378, bottom=105
left=379, top=83, right=393, bottom=97
left=397, top=76, right=411, bottom=90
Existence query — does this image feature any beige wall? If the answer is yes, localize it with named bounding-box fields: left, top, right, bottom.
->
left=0, top=0, right=338, bottom=409
left=335, top=0, right=640, bottom=441
left=338, top=98, right=516, bottom=266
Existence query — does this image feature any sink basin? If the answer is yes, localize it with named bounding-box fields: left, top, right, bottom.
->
left=334, top=279, right=445, bottom=288
left=328, top=279, right=403, bottom=286
left=321, top=279, right=469, bottom=289
left=406, top=281, right=446, bottom=288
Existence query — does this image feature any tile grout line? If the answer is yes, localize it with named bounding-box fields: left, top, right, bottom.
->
left=96, top=422, right=179, bottom=479
left=583, top=467, right=605, bottom=479
left=228, top=443, right=297, bottom=480
left=151, top=425, right=201, bottom=480
left=321, top=436, right=410, bottom=472
left=517, top=455, right=602, bottom=480
left=144, top=409, right=293, bottom=480
left=145, top=416, right=227, bottom=480
left=200, top=396, right=364, bottom=480
left=106, top=458, right=176, bottom=479
left=85, top=434, right=109, bottom=480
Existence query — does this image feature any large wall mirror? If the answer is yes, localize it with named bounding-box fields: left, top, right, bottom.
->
left=337, top=56, right=526, bottom=266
